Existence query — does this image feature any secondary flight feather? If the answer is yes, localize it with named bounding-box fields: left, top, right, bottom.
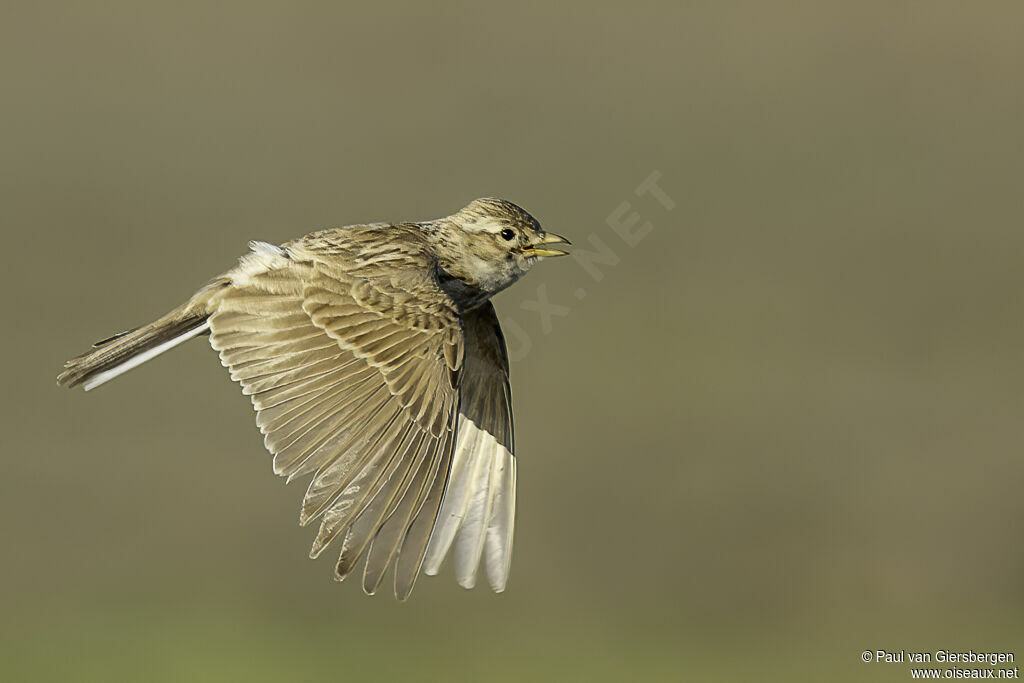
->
left=58, top=198, right=569, bottom=599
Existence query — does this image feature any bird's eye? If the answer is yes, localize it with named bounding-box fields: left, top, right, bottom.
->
left=500, top=228, right=516, bottom=241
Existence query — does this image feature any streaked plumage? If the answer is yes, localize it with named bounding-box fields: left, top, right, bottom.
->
left=57, top=198, right=569, bottom=600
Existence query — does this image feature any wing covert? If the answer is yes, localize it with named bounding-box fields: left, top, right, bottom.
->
left=207, top=233, right=464, bottom=599
left=423, top=302, right=517, bottom=592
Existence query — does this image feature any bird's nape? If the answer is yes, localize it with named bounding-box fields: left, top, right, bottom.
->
left=58, top=200, right=567, bottom=599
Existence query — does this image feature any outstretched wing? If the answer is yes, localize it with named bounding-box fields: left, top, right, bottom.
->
left=207, top=233, right=463, bottom=600
left=423, top=302, right=516, bottom=592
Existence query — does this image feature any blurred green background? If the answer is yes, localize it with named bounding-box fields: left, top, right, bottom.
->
left=3, top=2, right=1023, bottom=681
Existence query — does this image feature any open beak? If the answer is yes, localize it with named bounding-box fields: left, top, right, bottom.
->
left=522, top=232, right=572, bottom=258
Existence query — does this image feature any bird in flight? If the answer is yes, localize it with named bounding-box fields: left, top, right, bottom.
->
left=58, top=198, right=570, bottom=600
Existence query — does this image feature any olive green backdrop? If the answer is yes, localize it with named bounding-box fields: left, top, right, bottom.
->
left=3, top=2, right=1022, bottom=681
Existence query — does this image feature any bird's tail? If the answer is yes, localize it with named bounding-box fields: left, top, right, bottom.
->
left=57, top=305, right=211, bottom=391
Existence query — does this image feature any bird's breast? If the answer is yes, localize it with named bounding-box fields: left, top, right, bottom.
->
left=436, top=270, right=493, bottom=312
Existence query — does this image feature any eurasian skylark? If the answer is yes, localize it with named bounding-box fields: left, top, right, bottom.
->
left=58, top=198, right=569, bottom=600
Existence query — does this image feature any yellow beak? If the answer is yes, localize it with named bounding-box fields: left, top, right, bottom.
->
left=523, top=232, right=572, bottom=258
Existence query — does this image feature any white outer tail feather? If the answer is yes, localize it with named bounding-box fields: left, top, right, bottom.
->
left=83, top=321, right=211, bottom=391
left=74, top=300, right=520, bottom=592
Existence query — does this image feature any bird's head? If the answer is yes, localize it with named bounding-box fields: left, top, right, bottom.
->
left=426, top=197, right=571, bottom=297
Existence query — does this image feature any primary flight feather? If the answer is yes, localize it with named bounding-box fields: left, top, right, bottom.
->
left=58, top=198, right=570, bottom=600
